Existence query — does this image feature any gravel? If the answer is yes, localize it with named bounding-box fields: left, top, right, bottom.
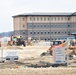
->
left=0, top=67, right=76, bottom=75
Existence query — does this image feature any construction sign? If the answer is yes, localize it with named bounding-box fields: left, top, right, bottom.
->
left=52, top=43, right=68, bottom=64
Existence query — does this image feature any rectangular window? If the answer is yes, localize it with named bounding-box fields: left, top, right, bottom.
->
left=30, top=17, right=32, bottom=21
left=41, top=32, right=43, bottom=34
left=58, top=17, right=60, bottom=21
left=68, top=32, right=71, bottom=35
left=37, top=17, right=39, bottom=21
left=68, top=17, right=70, bottom=20
left=41, top=25, right=42, bottom=27
left=44, top=18, right=46, bottom=21
left=55, top=32, right=57, bottom=34
left=44, top=32, right=46, bottom=34
left=34, top=25, right=35, bottom=27
left=62, top=32, right=63, bottom=34
left=48, top=18, right=49, bottom=21
left=37, top=25, right=39, bottom=27
left=48, top=25, right=50, bottom=27
left=34, top=32, right=36, bottom=34
left=65, top=32, right=67, bottom=33
left=40, top=17, right=42, bottom=21
left=23, top=32, right=25, bottom=34
left=54, top=17, right=56, bottom=21
left=30, top=25, right=32, bottom=27
left=33, top=17, right=35, bottom=21
left=55, top=38, right=57, bottom=40
left=37, top=32, right=39, bottom=34
left=48, top=32, right=50, bottom=34
left=58, top=32, right=60, bottom=34
left=44, top=25, right=46, bottom=27
left=30, top=32, right=32, bottom=34
left=61, top=17, right=63, bottom=21
left=68, top=25, right=70, bottom=27
left=22, top=18, right=25, bottom=21
left=52, top=38, right=54, bottom=40
left=23, top=25, right=25, bottom=28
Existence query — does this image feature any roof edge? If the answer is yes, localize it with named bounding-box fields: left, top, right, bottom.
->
left=12, top=12, right=76, bottom=17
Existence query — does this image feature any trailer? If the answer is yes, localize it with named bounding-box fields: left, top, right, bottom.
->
left=6, top=52, right=19, bottom=61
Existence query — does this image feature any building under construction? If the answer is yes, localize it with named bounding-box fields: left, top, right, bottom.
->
left=13, top=12, right=76, bottom=41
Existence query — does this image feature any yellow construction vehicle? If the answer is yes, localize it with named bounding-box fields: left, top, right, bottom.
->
left=47, top=40, right=76, bottom=56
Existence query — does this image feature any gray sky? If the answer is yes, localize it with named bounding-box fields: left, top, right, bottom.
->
left=0, top=0, right=76, bottom=32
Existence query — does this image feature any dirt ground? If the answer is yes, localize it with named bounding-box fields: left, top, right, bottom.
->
left=0, top=46, right=52, bottom=68
left=0, top=46, right=76, bottom=75
left=0, top=68, right=76, bottom=75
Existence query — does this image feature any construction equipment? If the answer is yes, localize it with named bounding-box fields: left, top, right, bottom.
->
left=47, top=40, right=76, bottom=56
left=8, top=36, right=26, bottom=46
left=26, top=37, right=34, bottom=46
left=47, top=40, right=64, bottom=55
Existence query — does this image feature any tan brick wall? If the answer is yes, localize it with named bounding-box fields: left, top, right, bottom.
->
left=14, top=17, right=20, bottom=30
left=70, top=16, right=76, bottom=22
left=27, top=16, right=68, bottom=23
left=14, top=16, right=28, bottom=31
left=20, top=17, right=27, bottom=30
left=13, top=14, right=76, bottom=40
left=13, top=16, right=76, bottom=32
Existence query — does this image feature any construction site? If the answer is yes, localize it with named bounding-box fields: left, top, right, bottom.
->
left=0, top=36, right=76, bottom=75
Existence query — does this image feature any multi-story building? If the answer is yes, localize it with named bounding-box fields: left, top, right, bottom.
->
left=13, top=12, right=76, bottom=41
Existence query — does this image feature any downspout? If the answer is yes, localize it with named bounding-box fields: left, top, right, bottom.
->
left=19, top=16, right=21, bottom=35
left=49, top=16, right=51, bottom=41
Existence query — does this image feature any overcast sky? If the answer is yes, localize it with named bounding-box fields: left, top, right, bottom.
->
left=0, top=0, right=76, bottom=33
